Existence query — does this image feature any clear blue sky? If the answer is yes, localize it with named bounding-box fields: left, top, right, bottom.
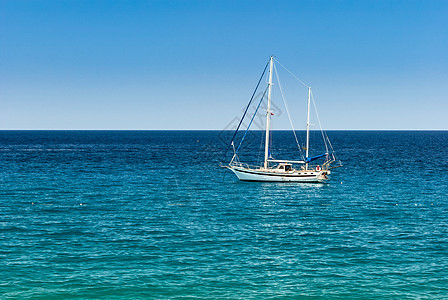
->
left=1, top=0, right=447, bottom=130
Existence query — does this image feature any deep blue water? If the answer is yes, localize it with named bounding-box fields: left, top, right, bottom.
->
left=1, top=130, right=447, bottom=299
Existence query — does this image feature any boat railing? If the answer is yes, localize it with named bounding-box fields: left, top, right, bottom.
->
left=302, top=161, right=335, bottom=171
left=229, top=161, right=260, bottom=170
left=228, top=161, right=338, bottom=171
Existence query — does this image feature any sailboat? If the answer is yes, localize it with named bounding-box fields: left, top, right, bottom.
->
left=223, top=56, right=341, bottom=183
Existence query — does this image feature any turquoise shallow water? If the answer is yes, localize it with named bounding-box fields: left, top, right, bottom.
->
left=1, top=130, right=447, bottom=299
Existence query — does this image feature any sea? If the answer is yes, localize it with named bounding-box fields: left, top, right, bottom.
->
left=1, top=130, right=447, bottom=299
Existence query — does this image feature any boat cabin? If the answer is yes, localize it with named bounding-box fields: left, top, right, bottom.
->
left=277, top=163, right=293, bottom=172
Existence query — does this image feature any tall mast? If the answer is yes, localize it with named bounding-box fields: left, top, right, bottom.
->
left=264, top=56, right=274, bottom=169
left=305, top=87, right=311, bottom=170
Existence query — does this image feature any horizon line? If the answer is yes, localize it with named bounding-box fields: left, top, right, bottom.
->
left=0, top=129, right=447, bottom=131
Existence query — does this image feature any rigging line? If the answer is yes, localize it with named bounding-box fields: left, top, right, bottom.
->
left=222, top=59, right=270, bottom=162
left=273, top=58, right=310, bottom=89
left=235, top=86, right=269, bottom=155
left=257, top=129, right=264, bottom=166
left=310, top=90, right=330, bottom=154
left=326, top=135, right=335, bottom=154
left=273, top=63, right=305, bottom=161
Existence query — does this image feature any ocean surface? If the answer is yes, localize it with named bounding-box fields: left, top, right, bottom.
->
left=1, top=130, right=447, bottom=299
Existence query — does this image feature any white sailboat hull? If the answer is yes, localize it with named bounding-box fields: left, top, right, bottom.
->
left=228, top=166, right=328, bottom=183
